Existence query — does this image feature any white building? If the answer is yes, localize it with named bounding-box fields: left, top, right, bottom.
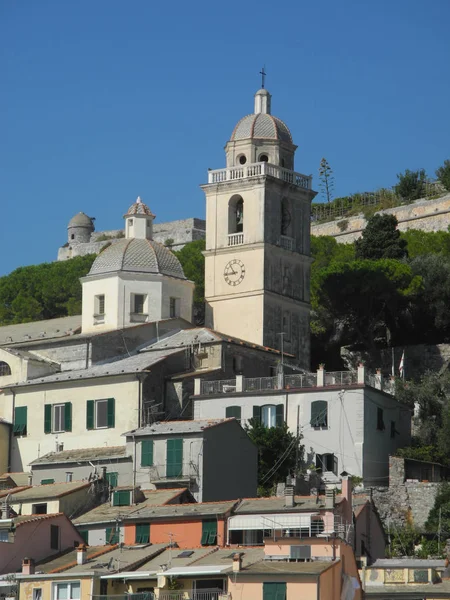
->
left=193, top=367, right=411, bottom=485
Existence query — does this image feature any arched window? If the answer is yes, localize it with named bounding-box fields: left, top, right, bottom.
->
left=310, top=400, right=328, bottom=428
left=0, top=361, right=11, bottom=377
left=259, top=154, right=269, bottom=162
left=228, top=195, right=244, bottom=234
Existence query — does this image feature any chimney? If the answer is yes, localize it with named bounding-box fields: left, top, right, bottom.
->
left=340, top=472, right=353, bottom=526
left=232, top=553, right=243, bottom=572
left=22, top=558, right=35, bottom=575
left=325, top=488, right=335, bottom=509
left=284, top=477, right=295, bottom=508
left=66, top=472, right=73, bottom=483
left=77, top=544, right=87, bottom=565
left=28, top=474, right=33, bottom=486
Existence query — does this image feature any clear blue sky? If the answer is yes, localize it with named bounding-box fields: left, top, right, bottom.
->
left=1, top=0, right=449, bottom=276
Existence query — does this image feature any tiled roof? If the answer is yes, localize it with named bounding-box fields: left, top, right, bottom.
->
left=137, top=547, right=214, bottom=571
left=8, top=481, right=90, bottom=502
left=370, top=558, right=446, bottom=569
left=0, top=472, right=31, bottom=487
left=13, top=512, right=65, bottom=527
left=190, top=547, right=264, bottom=568
left=124, top=198, right=155, bottom=217
left=88, top=238, right=186, bottom=279
left=124, top=418, right=233, bottom=437
left=6, top=348, right=183, bottom=388
left=235, top=495, right=328, bottom=513
left=32, top=545, right=118, bottom=574
left=231, top=113, right=293, bottom=143
left=30, top=446, right=128, bottom=465
left=128, top=499, right=238, bottom=520
left=240, top=559, right=336, bottom=576
left=0, top=315, right=81, bottom=346
left=73, top=488, right=192, bottom=525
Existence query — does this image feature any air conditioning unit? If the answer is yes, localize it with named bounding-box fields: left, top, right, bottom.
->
left=290, top=545, right=312, bottom=560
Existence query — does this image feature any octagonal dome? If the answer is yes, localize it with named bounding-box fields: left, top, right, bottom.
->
left=230, top=113, right=293, bottom=144
left=88, top=238, right=186, bottom=279
left=68, top=212, right=94, bottom=228
left=124, top=197, right=155, bottom=218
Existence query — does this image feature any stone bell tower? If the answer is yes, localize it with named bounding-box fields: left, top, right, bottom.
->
left=201, top=87, right=317, bottom=369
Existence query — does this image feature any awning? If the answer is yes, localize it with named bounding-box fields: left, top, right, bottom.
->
left=228, top=513, right=318, bottom=530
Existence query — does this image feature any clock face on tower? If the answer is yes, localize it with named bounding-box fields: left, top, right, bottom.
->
left=224, top=259, right=246, bottom=286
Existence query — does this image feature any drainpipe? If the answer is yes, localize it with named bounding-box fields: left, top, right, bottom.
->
left=137, top=374, right=143, bottom=428
left=8, top=389, right=15, bottom=472
left=132, top=434, right=137, bottom=505
left=85, top=337, right=91, bottom=369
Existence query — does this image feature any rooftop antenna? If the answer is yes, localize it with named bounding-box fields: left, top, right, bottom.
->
left=259, top=66, right=266, bottom=89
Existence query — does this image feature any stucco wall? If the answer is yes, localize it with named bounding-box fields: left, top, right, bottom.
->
left=32, top=458, right=133, bottom=486
left=0, top=422, right=10, bottom=474
left=20, top=577, right=95, bottom=600
left=311, top=193, right=450, bottom=243
left=228, top=575, right=320, bottom=600
left=10, top=485, right=91, bottom=516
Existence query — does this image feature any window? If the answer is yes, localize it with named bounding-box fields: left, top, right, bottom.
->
left=259, top=154, right=269, bottom=162
left=238, top=155, right=247, bottom=165
left=0, top=361, right=12, bottom=376
left=33, top=589, right=42, bottom=600
left=169, top=297, right=179, bottom=318
left=112, top=490, right=131, bottom=507
left=41, top=479, right=55, bottom=485
left=54, top=582, right=81, bottom=600
left=232, top=355, right=243, bottom=373
left=166, top=438, right=183, bottom=478
left=86, top=398, right=115, bottom=430
left=228, top=195, right=244, bottom=234
left=310, top=401, right=328, bottom=428
left=377, top=407, right=385, bottom=431
left=263, top=583, right=286, bottom=600
left=316, top=453, right=338, bottom=475
left=105, top=472, right=118, bottom=487
left=133, top=294, right=146, bottom=314
left=32, top=503, right=47, bottom=515
left=226, top=406, right=242, bottom=424
left=141, top=440, right=154, bottom=467
left=0, top=530, right=9, bottom=543
left=78, top=530, right=89, bottom=544
left=50, top=524, right=59, bottom=550
left=13, top=406, right=27, bottom=436
left=106, top=526, right=120, bottom=545
left=44, top=403, right=72, bottom=434
left=201, top=520, right=217, bottom=545
left=135, top=523, right=150, bottom=544
left=253, top=404, right=284, bottom=428
left=95, top=294, right=105, bottom=316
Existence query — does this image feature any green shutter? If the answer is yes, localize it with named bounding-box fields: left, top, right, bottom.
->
left=106, top=526, right=119, bottom=544
left=311, top=401, right=327, bottom=427
left=276, top=404, right=284, bottom=427
left=13, top=406, right=27, bottom=435
left=263, top=583, right=286, bottom=600
left=86, top=400, right=94, bottom=430
left=141, top=440, right=154, bottom=467
left=226, top=406, right=242, bottom=422
left=44, top=404, right=52, bottom=434
left=41, top=479, right=55, bottom=485
left=107, top=398, right=115, bottom=428
left=64, top=402, right=72, bottom=432
left=166, top=439, right=183, bottom=477
left=105, top=472, right=118, bottom=487
left=252, top=405, right=261, bottom=423
left=135, top=523, right=150, bottom=544
left=78, top=529, right=89, bottom=544
left=113, top=490, right=130, bottom=506
left=201, top=520, right=217, bottom=546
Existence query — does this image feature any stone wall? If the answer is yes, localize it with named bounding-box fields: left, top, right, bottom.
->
left=371, top=456, right=441, bottom=530
left=311, top=193, right=450, bottom=242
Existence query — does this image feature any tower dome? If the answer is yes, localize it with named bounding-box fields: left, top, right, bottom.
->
left=67, top=212, right=95, bottom=244
left=88, top=238, right=186, bottom=279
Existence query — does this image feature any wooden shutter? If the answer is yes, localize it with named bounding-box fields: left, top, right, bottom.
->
left=166, top=439, right=183, bottom=477
left=135, top=523, right=150, bottom=544
left=107, top=398, right=115, bottom=428
left=311, top=400, right=327, bottom=427
left=201, top=520, right=217, bottom=545
left=86, top=400, right=94, bottom=430
left=276, top=404, right=284, bottom=427
left=106, top=526, right=119, bottom=544
left=141, top=440, right=154, bottom=467
left=252, top=406, right=261, bottom=424
left=113, top=490, right=130, bottom=506
left=64, top=402, right=72, bottom=432
left=106, top=472, right=118, bottom=487
left=226, top=406, right=242, bottom=422
left=41, top=479, right=55, bottom=485
left=44, top=404, right=52, bottom=434
left=13, top=406, right=27, bottom=435
left=79, top=529, right=89, bottom=544
left=263, top=583, right=286, bottom=600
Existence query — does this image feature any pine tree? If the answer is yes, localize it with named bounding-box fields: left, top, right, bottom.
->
left=318, top=158, right=335, bottom=203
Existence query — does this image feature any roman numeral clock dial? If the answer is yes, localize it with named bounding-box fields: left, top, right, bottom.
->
left=224, top=259, right=245, bottom=286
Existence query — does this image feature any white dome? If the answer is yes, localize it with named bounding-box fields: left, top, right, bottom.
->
left=231, top=113, right=293, bottom=143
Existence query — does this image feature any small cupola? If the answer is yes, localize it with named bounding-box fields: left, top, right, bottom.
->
left=123, top=197, right=155, bottom=240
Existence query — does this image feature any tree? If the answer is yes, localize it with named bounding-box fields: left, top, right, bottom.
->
left=173, top=240, right=205, bottom=324
left=318, top=158, right=335, bottom=203
left=401, top=229, right=450, bottom=259
left=310, top=235, right=355, bottom=271
left=394, top=168, right=427, bottom=202
left=245, top=421, right=303, bottom=496
left=426, top=482, right=450, bottom=536
left=355, top=214, right=408, bottom=260
left=436, top=159, right=450, bottom=192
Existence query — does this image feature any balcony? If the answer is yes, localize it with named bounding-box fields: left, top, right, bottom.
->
left=207, top=161, right=312, bottom=190
left=94, top=595, right=154, bottom=600
left=159, top=593, right=230, bottom=600
left=146, top=463, right=198, bottom=486
left=228, top=233, right=244, bottom=246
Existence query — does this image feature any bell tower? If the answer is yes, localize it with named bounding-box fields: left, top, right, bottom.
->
left=201, top=87, right=317, bottom=369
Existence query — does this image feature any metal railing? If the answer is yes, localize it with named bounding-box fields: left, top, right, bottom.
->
left=200, top=379, right=237, bottom=395
left=207, top=161, right=312, bottom=190
left=244, top=376, right=278, bottom=392
left=159, top=592, right=230, bottom=600
left=94, top=595, right=154, bottom=600
left=284, top=373, right=318, bottom=388
left=324, top=371, right=358, bottom=386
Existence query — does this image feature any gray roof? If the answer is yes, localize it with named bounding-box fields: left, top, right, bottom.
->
left=5, top=348, right=182, bottom=388
left=0, top=315, right=81, bottom=346
left=68, top=212, right=95, bottom=228
left=190, top=547, right=264, bottom=568
left=73, top=489, right=191, bottom=525
left=9, top=480, right=90, bottom=502
left=370, top=558, right=446, bottom=569
left=29, top=446, right=128, bottom=466
left=124, top=419, right=232, bottom=438
left=231, top=113, right=292, bottom=143
left=239, top=559, right=336, bottom=576
left=128, top=499, right=237, bottom=520
left=140, top=328, right=222, bottom=352
left=88, top=238, right=186, bottom=279
left=235, top=496, right=328, bottom=514
left=137, top=547, right=212, bottom=571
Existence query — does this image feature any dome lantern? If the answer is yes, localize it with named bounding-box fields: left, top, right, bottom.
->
left=123, top=196, right=155, bottom=240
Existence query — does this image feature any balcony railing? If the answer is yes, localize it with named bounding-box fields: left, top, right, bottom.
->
left=244, top=376, right=279, bottom=392
left=200, top=379, right=237, bottom=395
left=145, top=463, right=198, bottom=483
left=324, top=371, right=358, bottom=386
left=94, top=595, right=154, bottom=600
left=207, top=161, right=312, bottom=190
left=228, top=233, right=244, bottom=246
left=284, top=373, right=318, bottom=388
left=159, top=592, right=230, bottom=600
